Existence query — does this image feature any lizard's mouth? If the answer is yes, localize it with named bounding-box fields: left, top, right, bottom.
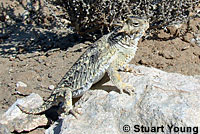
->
left=129, top=31, right=144, bottom=40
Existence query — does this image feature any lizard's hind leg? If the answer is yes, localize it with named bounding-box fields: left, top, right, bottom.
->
left=62, top=90, right=79, bottom=118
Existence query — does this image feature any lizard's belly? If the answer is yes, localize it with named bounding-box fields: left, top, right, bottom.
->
left=93, top=68, right=106, bottom=84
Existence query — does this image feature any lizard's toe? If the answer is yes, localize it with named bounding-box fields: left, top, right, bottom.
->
left=121, top=83, right=135, bottom=96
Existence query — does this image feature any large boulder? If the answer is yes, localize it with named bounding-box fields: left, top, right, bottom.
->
left=46, top=65, right=200, bottom=134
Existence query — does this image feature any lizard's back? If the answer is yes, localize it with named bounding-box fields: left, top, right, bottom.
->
left=57, top=33, right=117, bottom=98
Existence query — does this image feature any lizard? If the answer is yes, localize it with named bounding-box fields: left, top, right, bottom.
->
left=17, top=16, right=149, bottom=117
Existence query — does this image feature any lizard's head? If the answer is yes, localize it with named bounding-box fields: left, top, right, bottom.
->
left=118, top=16, right=149, bottom=35
left=112, top=16, right=149, bottom=47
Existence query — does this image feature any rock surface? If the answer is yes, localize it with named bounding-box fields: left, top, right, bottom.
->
left=1, top=65, right=200, bottom=133
left=0, top=93, right=48, bottom=133
left=45, top=65, right=200, bottom=134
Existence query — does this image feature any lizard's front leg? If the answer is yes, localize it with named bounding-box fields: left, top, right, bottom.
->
left=121, top=64, right=135, bottom=73
left=107, top=64, right=135, bottom=96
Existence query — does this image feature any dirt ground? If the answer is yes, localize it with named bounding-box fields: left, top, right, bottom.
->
left=0, top=0, right=200, bottom=133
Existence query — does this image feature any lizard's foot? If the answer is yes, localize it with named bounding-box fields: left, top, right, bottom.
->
left=120, top=83, right=135, bottom=96
left=60, top=107, right=79, bottom=119
left=121, top=65, right=143, bottom=75
left=69, top=109, right=79, bottom=119
left=61, top=105, right=82, bottom=119
left=69, top=104, right=82, bottom=119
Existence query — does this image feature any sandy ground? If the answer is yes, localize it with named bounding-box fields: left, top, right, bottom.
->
left=0, top=0, right=199, bottom=133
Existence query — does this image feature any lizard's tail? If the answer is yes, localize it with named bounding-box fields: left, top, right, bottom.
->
left=17, top=99, right=54, bottom=115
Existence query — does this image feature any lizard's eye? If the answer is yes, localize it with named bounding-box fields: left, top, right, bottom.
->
left=132, top=22, right=140, bottom=27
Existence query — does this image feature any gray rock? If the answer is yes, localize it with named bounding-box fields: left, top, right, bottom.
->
left=194, top=34, right=200, bottom=47
left=0, top=124, right=10, bottom=134
left=0, top=93, right=48, bottom=133
left=16, top=81, right=27, bottom=88
left=46, top=65, right=200, bottom=134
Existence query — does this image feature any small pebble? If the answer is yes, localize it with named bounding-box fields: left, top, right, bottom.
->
left=9, top=68, right=14, bottom=73
left=37, top=77, right=42, bottom=82
left=48, top=85, right=55, bottom=90
left=194, top=34, right=200, bottom=47
left=37, top=58, right=44, bottom=63
left=5, top=15, right=10, bottom=20
left=16, top=81, right=27, bottom=88
left=9, top=56, right=15, bottom=61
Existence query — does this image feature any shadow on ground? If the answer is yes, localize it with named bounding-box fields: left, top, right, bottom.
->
left=0, top=2, right=82, bottom=57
